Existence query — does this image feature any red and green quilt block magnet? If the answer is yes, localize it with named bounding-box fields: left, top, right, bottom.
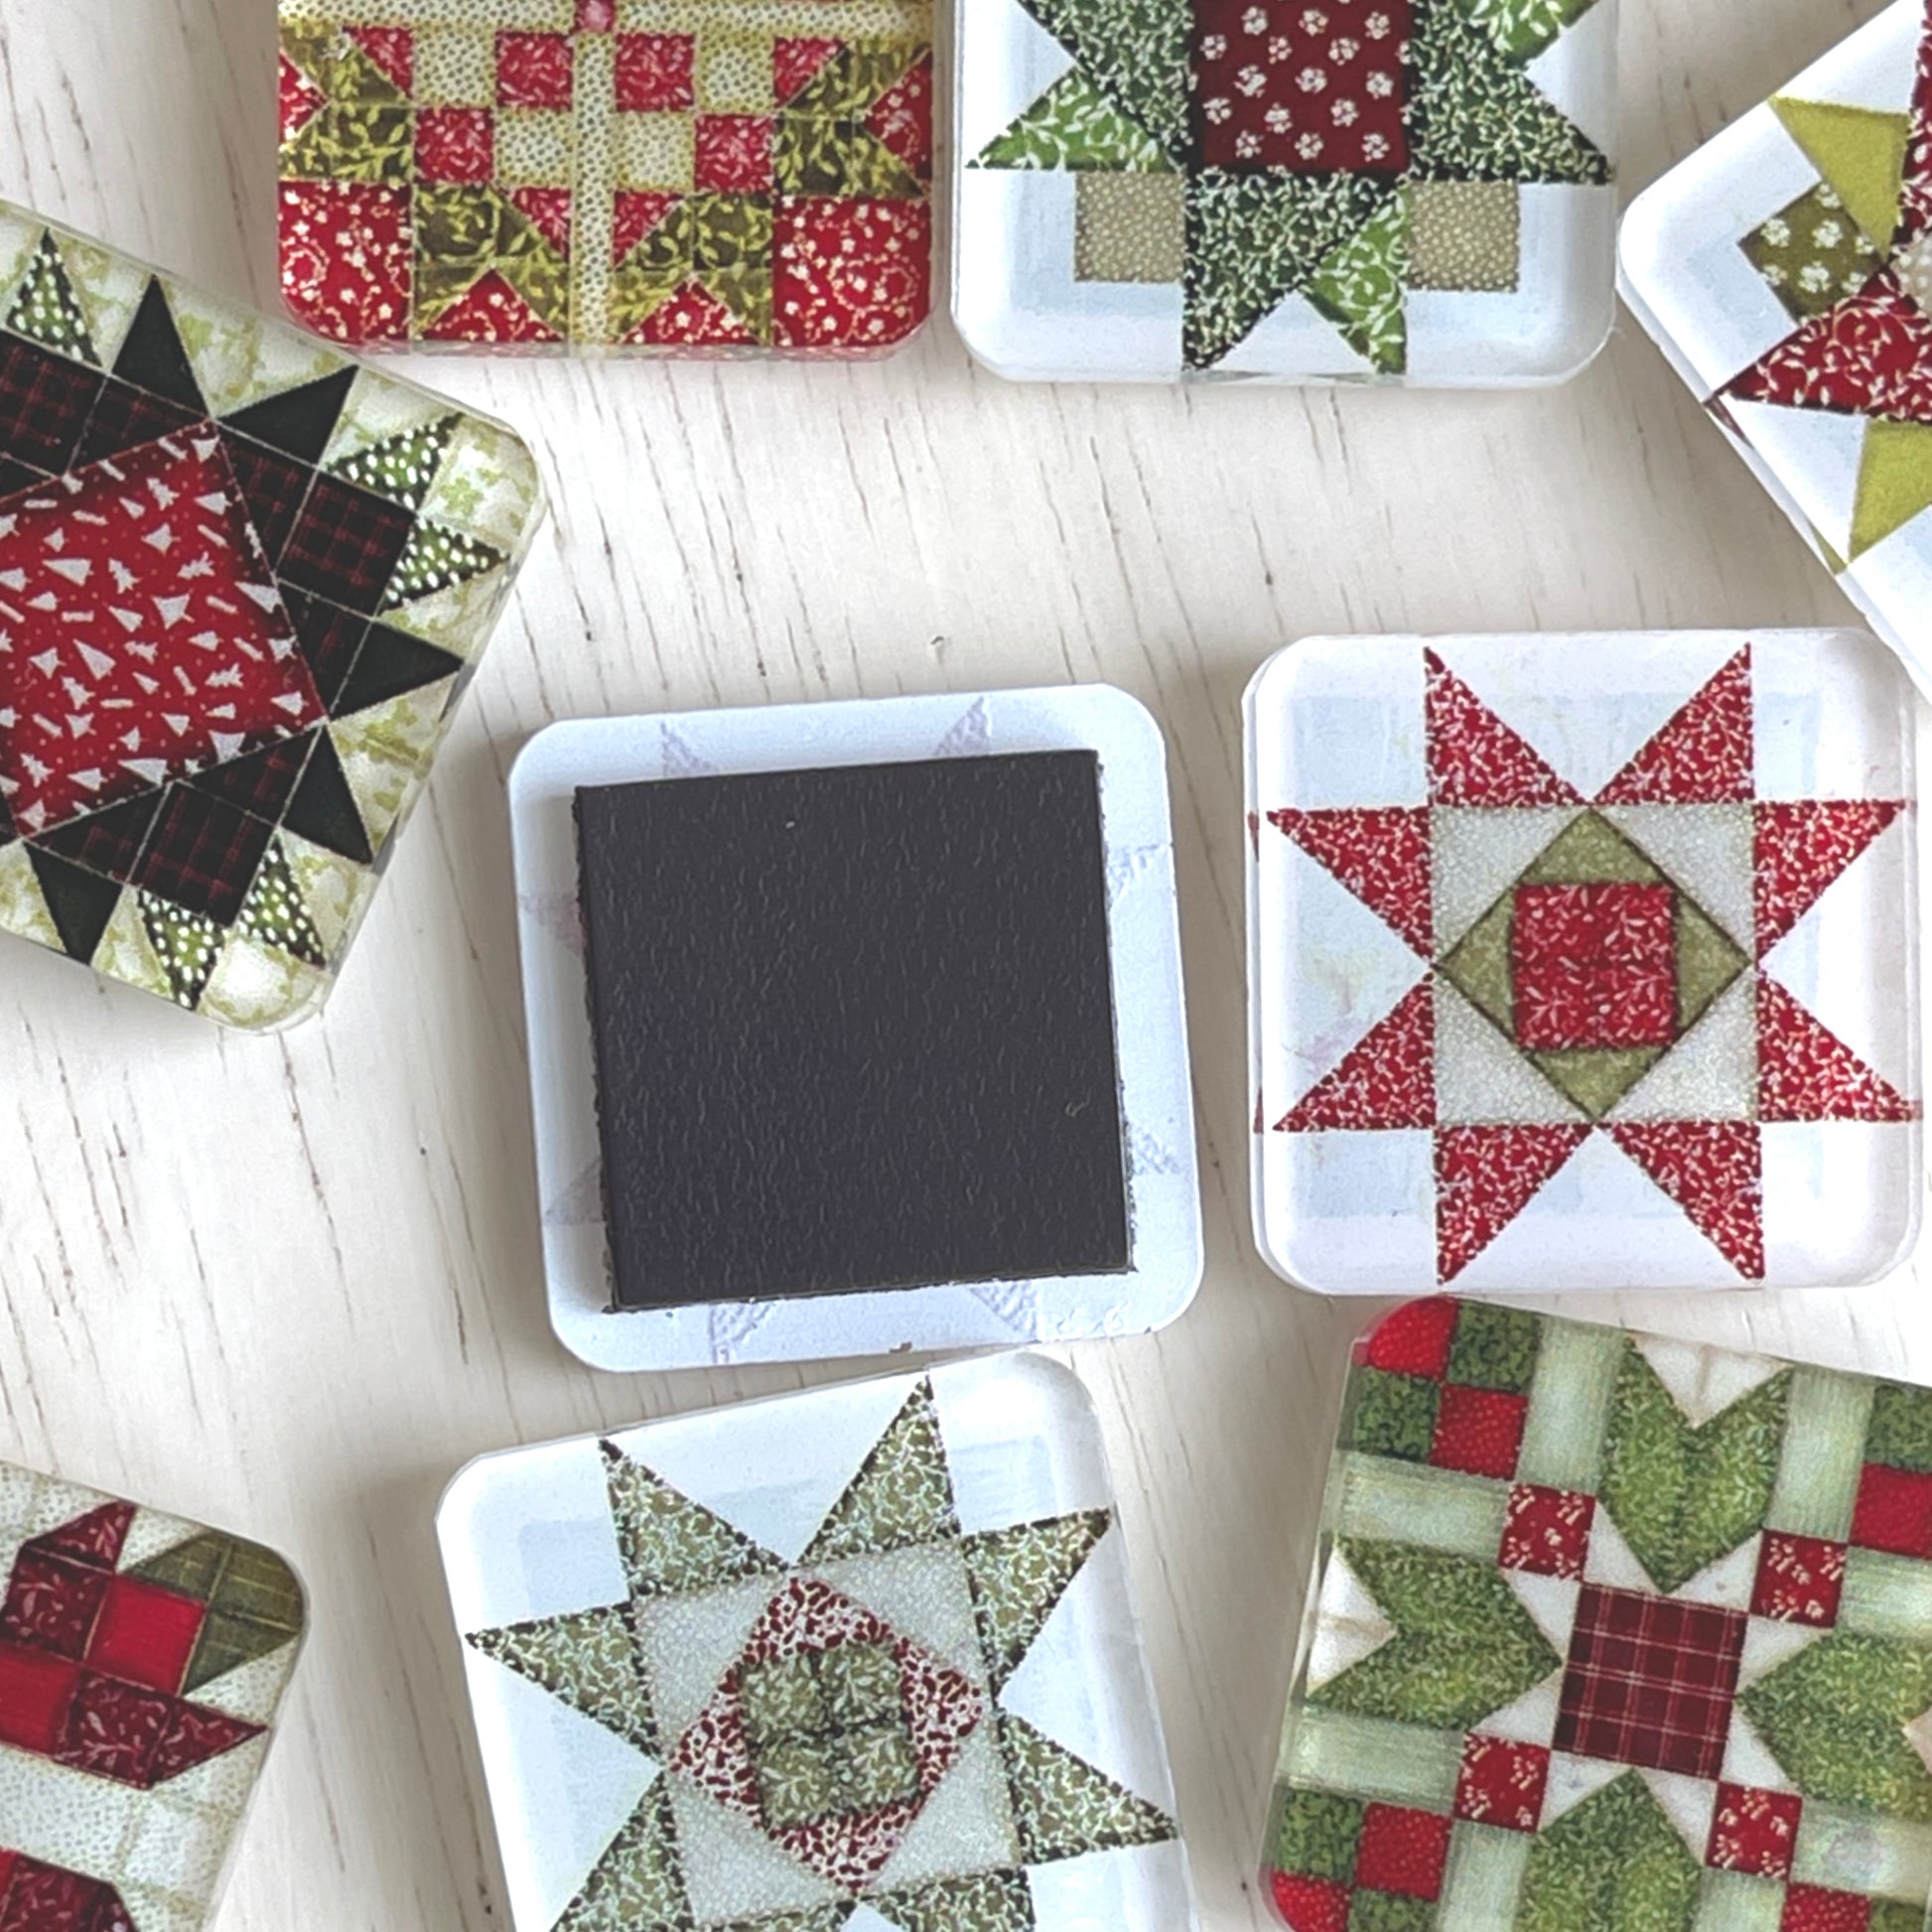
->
left=1264, top=1298, right=1932, bottom=1932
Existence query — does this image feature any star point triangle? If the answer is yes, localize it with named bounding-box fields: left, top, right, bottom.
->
left=469, top=1605, right=659, bottom=1755
left=1426, top=650, right=1582, bottom=806
left=1753, top=797, right=1902, bottom=953
left=1756, top=973, right=1918, bottom=1121
left=1769, top=95, right=1910, bottom=248
left=1277, top=977, right=1435, bottom=1132
left=1269, top=805, right=1433, bottom=956
left=994, top=1711, right=1176, bottom=1865
left=962, top=1508, right=1112, bottom=1692
left=801, top=1379, right=960, bottom=1565
left=1596, top=647, right=1753, bottom=804
left=601, top=1443, right=786, bottom=1600
left=1434, top=1123, right=1590, bottom=1282
left=1604, top=1119, right=1764, bottom=1280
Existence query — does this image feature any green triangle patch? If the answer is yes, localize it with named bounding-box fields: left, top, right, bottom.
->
left=1010, top=0, right=1191, bottom=157
left=556, top=1780, right=693, bottom=1932
left=236, top=838, right=329, bottom=969
left=868, top=1869, right=1034, bottom=1931
left=963, top=1510, right=1111, bottom=1691
left=328, top=414, right=459, bottom=512
left=140, top=896, right=224, bottom=1010
left=1771, top=96, right=1911, bottom=254
left=602, top=1443, right=786, bottom=1600
left=379, top=519, right=507, bottom=611
left=996, top=1712, right=1176, bottom=1864
left=7, top=233, right=98, bottom=363
left=1306, top=193, right=1410, bottom=375
left=1518, top=1772, right=1702, bottom=1932
left=803, top=1379, right=960, bottom=1563
left=1852, top=415, right=1932, bottom=557
left=975, top=69, right=1173, bottom=171
left=470, top=1605, right=658, bottom=1754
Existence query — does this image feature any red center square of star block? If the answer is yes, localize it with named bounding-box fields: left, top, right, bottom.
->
left=85, top=1578, right=205, bottom=1694
left=1453, top=1733, right=1550, bottom=1833
left=1851, top=1462, right=1932, bottom=1559
left=1500, top=1484, right=1595, bottom=1580
left=1707, top=1782, right=1804, bottom=1880
left=1352, top=1802, right=1450, bottom=1900
left=1430, top=1384, right=1528, bottom=1480
left=1192, top=0, right=1411, bottom=174
left=497, top=32, right=576, bottom=108
left=0, top=1645, right=80, bottom=1755
left=1556, top=1587, right=1746, bottom=1782
left=694, top=115, right=775, bottom=193
left=616, top=34, right=696, bottom=111
left=416, top=107, right=494, bottom=183
left=1511, top=881, right=1678, bottom=1051
left=1781, top=1884, right=1876, bottom=1932
left=1751, top=1532, right=1848, bottom=1626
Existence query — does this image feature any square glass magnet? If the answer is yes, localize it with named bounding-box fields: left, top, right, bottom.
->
left=1621, top=0, right=1932, bottom=696
left=1264, top=1298, right=1932, bottom=1932
left=511, top=684, right=1201, bottom=1370
left=953, top=0, right=1619, bottom=382
left=0, top=1460, right=306, bottom=1929
left=1246, top=630, right=1922, bottom=1293
left=278, top=3, right=933, bottom=353
left=439, top=1356, right=1197, bottom=1932
left=0, top=200, right=543, bottom=1028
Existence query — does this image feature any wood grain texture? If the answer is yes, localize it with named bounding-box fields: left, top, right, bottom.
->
left=0, top=0, right=1925, bottom=1925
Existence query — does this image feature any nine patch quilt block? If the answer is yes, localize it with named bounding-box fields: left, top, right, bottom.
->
left=1266, top=1300, right=1932, bottom=1932
left=0, top=1462, right=306, bottom=1932
left=0, top=202, right=542, bottom=1028
left=278, top=0, right=933, bottom=351
left=439, top=1357, right=1197, bottom=1930
left=1247, top=631, right=1922, bottom=1293
left=954, top=0, right=1617, bottom=380
left=1622, top=0, right=1932, bottom=697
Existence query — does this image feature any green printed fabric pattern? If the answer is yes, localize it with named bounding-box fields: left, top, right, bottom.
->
left=966, top=0, right=1614, bottom=373
left=1266, top=1298, right=1932, bottom=1932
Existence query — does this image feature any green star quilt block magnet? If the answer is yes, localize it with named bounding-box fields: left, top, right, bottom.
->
left=1247, top=630, right=1922, bottom=1292
left=0, top=1460, right=305, bottom=1931
left=1622, top=0, right=1932, bottom=698
left=0, top=200, right=543, bottom=1028
left=438, top=1357, right=1198, bottom=1931
left=277, top=0, right=933, bottom=353
left=1265, top=1299, right=1932, bottom=1932
left=954, top=0, right=1617, bottom=380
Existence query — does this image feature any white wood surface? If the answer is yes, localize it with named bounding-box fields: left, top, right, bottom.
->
left=0, top=0, right=1926, bottom=1925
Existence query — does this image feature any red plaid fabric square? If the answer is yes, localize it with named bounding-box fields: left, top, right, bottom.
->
left=1851, top=1463, right=1932, bottom=1558
left=1360, top=1298, right=1456, bottom=1379
left=1500, top=1484, right=1594, bottom=1579
left=1453, top=1733, right=1549, bottom=1833
left=220, top=432, right=316, bottom=565
left=416, top=107, right=494, bottom=183
left=1555, top=1586, right=1746, bottom=1781
left=1430, top=1384, right=1528, bottom=1480
left=0, top=335, right=101, bottom=474
left=133, top=788, right=275, bottom=925
left=1751, top=1532, right=1847, bottom=1625
left=279, top=475, right=415, bottom=614
left=1706, top=1783, right=1803, bottom=1879
left=497, top=32, right=575, bottom=108
left=1781, top=1885, right=1875, bottom=1932
left=1352, top=1803, right=1449, bottom=1899
left=617, top=34, right=695, bottom=110
left=1511, top=881, right=1678, bottom=1050
left=1193, top=0, right=1410, bottom=173
left=72, top=376, right=202, bottom=469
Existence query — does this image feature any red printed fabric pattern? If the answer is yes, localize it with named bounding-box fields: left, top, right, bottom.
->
left=1268, top=1301, right=1932, bottom=1930
left=0, top=207, right=537, bottom=1025
left=276, top=12, right=934, bottom=351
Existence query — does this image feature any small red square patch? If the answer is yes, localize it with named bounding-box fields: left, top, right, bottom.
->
left=1511, top=881, right=1678, bottom=1051
left=1500, top=1483, right=1594, bottom=1579
left=0, top=1645, right=80, bottom=1755
left=1360, top=1298, right=1457, bottom=1380
left=1707, top=1783, right=1803, bottom=1880
left=1453, top=1733, right=1550, bottom=1833
left=1780, top=1885, right=1874, bottom=1932
left=616, top=34, right=696, bottom=111
left=1751, top=1532, right=1848, bottom=1625
left=86, top=1578, right=205, bottom=1695
left=1851, top=1462, right=1932, bottom=1559
left=695, top=115, right=775, bottom=194
left=1352, top=1803, right=1450, bottom=1900
left=416, top=107, right=494, bottom=183
left=1431, top=1384, right=1528, bottom=1480
left=497, top=33, right=576, bottom=108
left=1269, top=1870, right=1350, bottom=1932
